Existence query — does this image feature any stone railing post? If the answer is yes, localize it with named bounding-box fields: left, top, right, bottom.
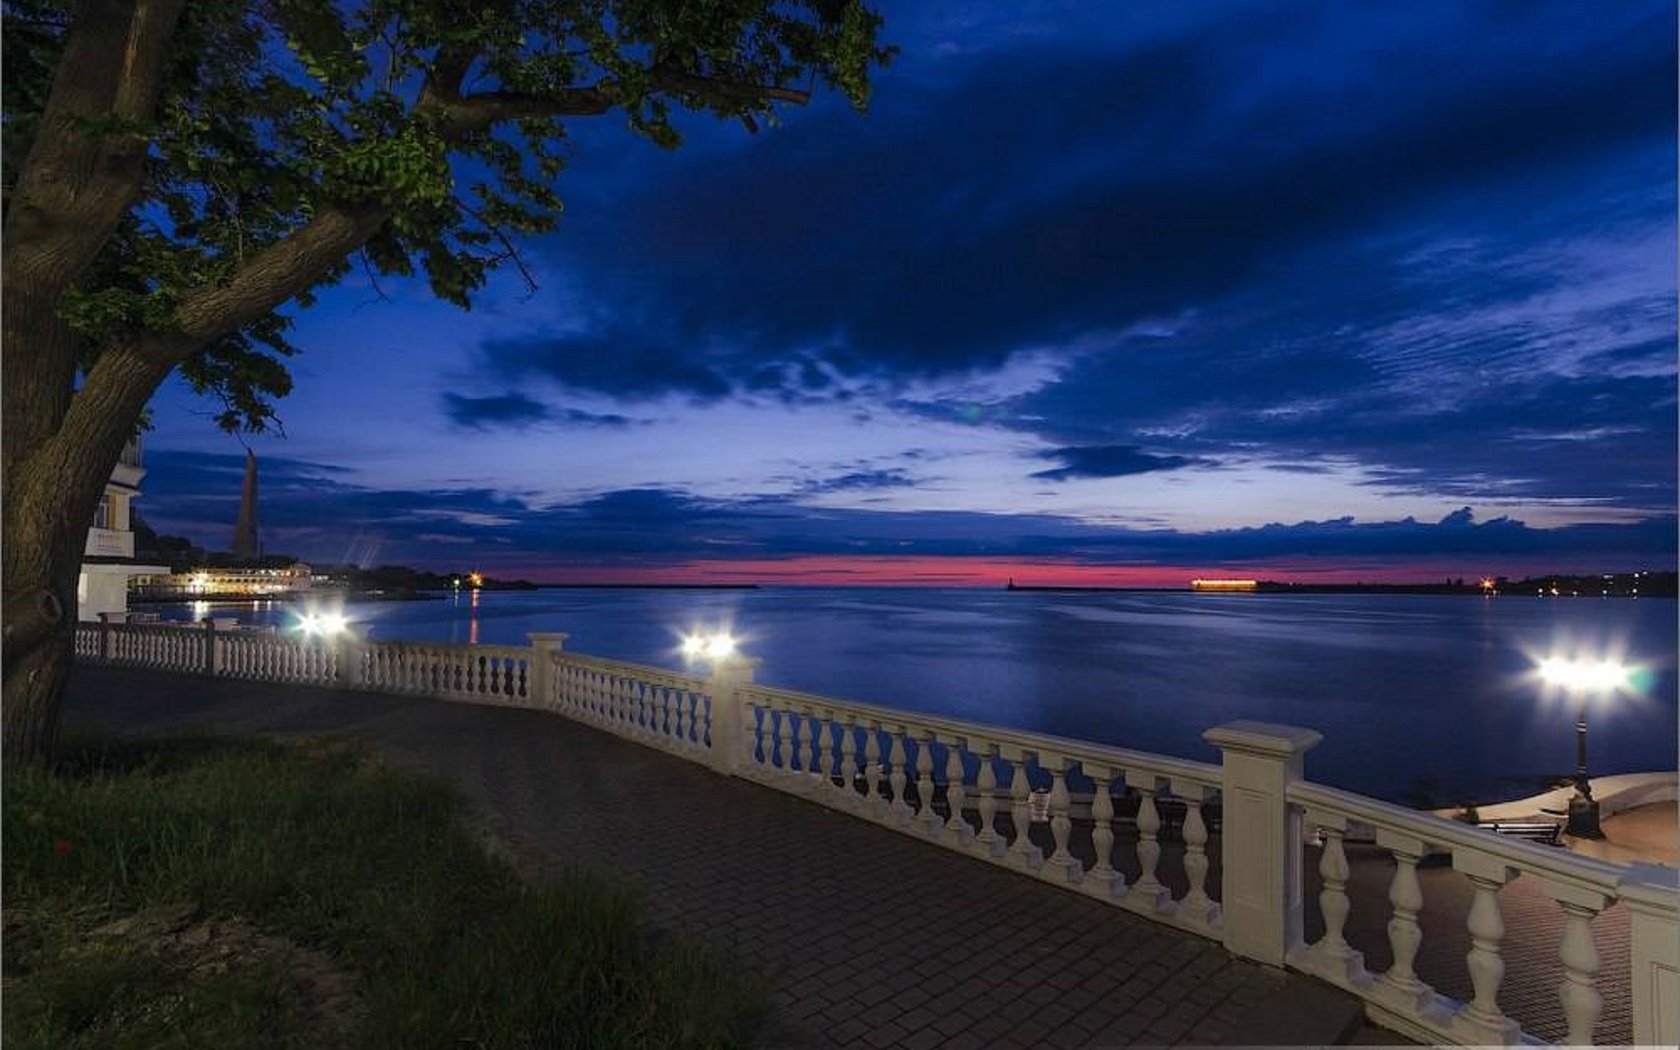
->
left=201, top=618, right=219, bottom=677
left=336, top=625, right=370, bottom=689
left=706, top=655, right=759, bottom=776
left=526, top=632, right=568, bottom=707
left=1620, top=863, right=1680, bottom=1048
left=1203, top=720, right=1323, bottom=966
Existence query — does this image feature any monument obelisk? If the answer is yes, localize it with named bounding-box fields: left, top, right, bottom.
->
left=232, top=450, right=260, bottom=561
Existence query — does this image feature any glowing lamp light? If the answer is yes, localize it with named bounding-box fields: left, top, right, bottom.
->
left=1538, top=657, right=1629, bottom=693
left=680, top=631, right=738, bottom=663
left=297, top=610, right=350, bottom=638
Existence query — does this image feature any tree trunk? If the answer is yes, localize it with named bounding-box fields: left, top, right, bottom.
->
left=3, top=341, right=175, bottom=763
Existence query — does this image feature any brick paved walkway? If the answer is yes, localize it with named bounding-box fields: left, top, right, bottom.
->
left=65, top=666, right=1378, bottom=1048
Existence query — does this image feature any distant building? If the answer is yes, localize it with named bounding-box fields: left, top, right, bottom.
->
left=1190, top=578, right=1259, bottom=592
left=133, top=563, right=315, bottom=600
left=78, top=438, right=170, bottom=621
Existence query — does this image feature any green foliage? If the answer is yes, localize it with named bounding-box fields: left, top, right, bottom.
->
left=2, top=0, right=890, bottom=433
left=5, top=735, right=766, bottom=1049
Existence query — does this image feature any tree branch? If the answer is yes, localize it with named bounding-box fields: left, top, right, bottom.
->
left=648, top=64, right=810, bottom=108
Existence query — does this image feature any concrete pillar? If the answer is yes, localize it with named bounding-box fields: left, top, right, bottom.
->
left=336, top=624, right=370, bottom=689
left=201, top=618, right=218, bottom=677
left=1620, top=863, right=1680, bottom=1048
left=706, top=656, right=759, bottom=776
left=526, top=632, right=569, bottom=707
left=1203, top=720, right=1323, bottom=966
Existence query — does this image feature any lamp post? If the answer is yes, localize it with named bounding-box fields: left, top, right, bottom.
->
left=1538, top=657, right=1630, bottom=839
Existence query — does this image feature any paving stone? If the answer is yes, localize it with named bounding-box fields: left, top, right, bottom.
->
left=932, top=1009, right=975, bottom=1037
left=898, top=1029, right=946, bottom=1050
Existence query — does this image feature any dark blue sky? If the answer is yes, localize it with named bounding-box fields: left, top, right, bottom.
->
left=140, top=0, right=1677, bottom=584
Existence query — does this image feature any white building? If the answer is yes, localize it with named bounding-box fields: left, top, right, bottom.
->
left=77, top=438, right=169, bottom=621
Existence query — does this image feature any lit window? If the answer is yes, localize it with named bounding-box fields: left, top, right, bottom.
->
left=93, top=496, right=110, bottom=530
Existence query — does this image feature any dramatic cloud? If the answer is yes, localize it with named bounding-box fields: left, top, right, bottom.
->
left=442, top=392, right=632, bottom=430
left=443, top=392, right=551, bottom=429
left=137, top=0, right=1676, bottom=580
left=481, top=330, right=731, bottom=402
left=1032, top=445, right=1212, bottom=481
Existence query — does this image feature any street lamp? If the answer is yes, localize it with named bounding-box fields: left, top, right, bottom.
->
left=1537, top=656, right=1630, bottom=839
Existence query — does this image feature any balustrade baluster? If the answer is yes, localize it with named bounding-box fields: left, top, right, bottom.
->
left=886, top=729, right=913, bottom=824
left=1086, top=766, right=1124, bottom=898
left=865, top=723, right=887, bottom=815
left=1127, top=775, right=1168, bottom=911
left=1451, top=860, right=1518, bottom=1045
left=1303, top=811, right=1363, bottom=982
left=943, top=737, right=972, bottom=847
left=1004, top=748, right=1042, bottom=870
left=975, top=743, right=1003, bottom=857
left=1177, top=783, right=1217, bottom=930
left=819, top=710, right=838, bottom=791
left=1546, top=883, right=1608, bottom=1047
left=665, top=685, right=680, bottom=744
left=839, top=716, right=860, bottom=807
left=798, top=708, right=816, bottom=783
left=1370, top=832, right=1438, bottom=1020
left=1045, top=755, right=1082, bottom=883
left=914, top=730, right=941, bottom=835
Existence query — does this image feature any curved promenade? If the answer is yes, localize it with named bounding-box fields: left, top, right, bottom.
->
left=65, top=665, right=1378, bottom=1049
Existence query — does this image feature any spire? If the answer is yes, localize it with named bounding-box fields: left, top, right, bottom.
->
left=232, top=450, right=260, bottom=561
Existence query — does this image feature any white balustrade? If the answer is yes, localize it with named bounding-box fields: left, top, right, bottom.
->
left=76, top=623, right=1674, bottom=1047
left=1288, top=780, right=1662, bottom=1046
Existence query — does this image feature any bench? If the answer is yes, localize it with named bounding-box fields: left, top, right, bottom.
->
left=1478, top=820, right=1564, bottom=846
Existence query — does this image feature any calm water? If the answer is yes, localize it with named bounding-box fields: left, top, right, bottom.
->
left=161, top=588, right=1678, bottom=803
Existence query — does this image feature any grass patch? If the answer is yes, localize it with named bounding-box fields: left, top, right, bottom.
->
left=4, top=734, right=765, bottom=1049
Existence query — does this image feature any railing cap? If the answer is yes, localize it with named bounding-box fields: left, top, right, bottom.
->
left=1203, top=720, right=1323, bottom=757
left=711, top=655, right=762, bottom=672
left=1619, top=862, right=1680, bottom=911
left=527, top=632, right=569, bottom=645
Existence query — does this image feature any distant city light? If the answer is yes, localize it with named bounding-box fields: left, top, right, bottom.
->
left=1190, top=579, right=1259, bottom=592
left=468, top=571, right=484, bottom=588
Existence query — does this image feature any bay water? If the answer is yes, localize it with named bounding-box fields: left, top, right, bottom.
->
left=160, top=588, right=1677, bottom=804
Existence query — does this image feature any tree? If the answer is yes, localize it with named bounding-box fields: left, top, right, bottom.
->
left=2, top=0, right=889, bottom=762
